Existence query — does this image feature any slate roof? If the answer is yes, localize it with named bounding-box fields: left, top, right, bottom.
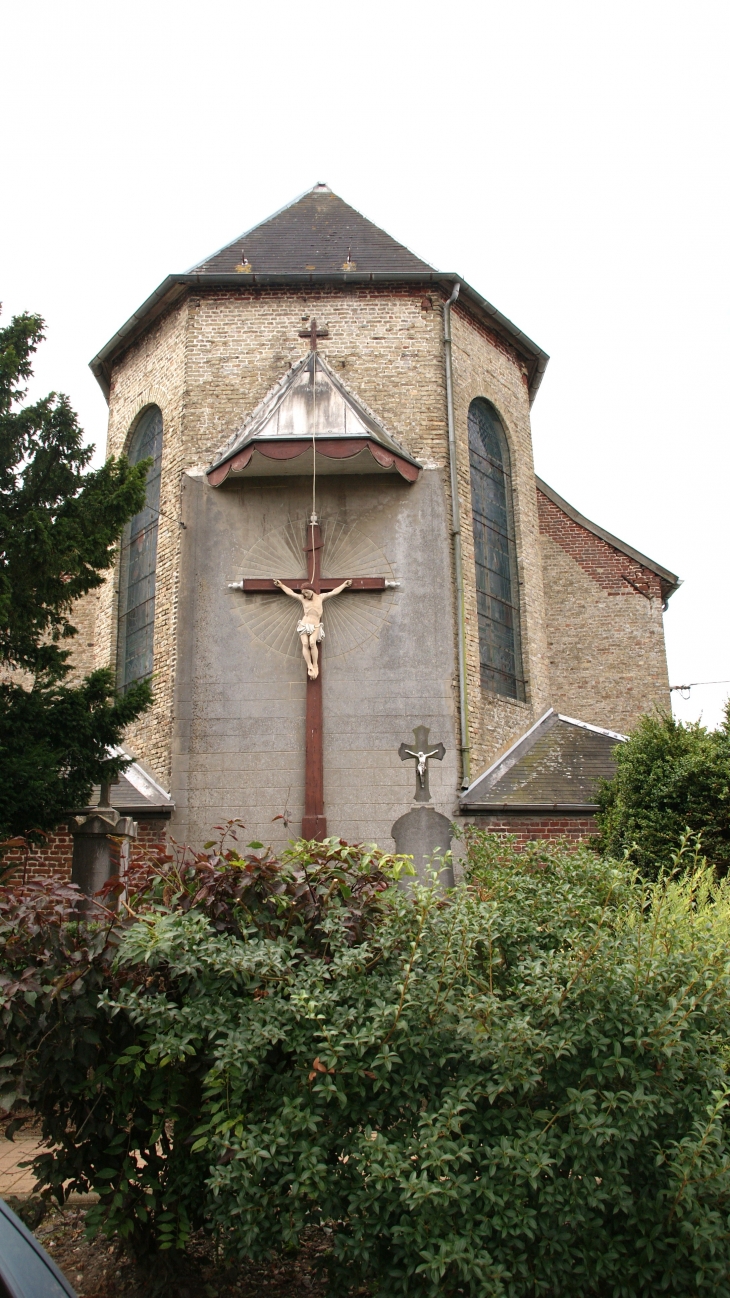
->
left=191, top=184, right=434, bottom=277
left=460, top=710, right=626, bottom=812
left=207, top=350, right=421, bottom=483
left=89, top=184, right=550, bottom=404
left=85, top=752, right=174, bottom=818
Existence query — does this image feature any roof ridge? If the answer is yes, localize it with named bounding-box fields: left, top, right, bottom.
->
left=460, top=708, right=625, bottom=811
left=186, top=184, right=326, bottom=274
left=111, top=745, right=173, bottom=802
left=462, top=709, right=556, bottom=796
left=536, top=475, right=680, bottom=596
left=556, top=713, right=627, bottom=742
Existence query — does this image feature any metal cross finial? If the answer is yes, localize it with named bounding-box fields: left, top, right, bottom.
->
left=298, top=317, right=330, bottom=350
left=399, top=725, right=446, bottom=803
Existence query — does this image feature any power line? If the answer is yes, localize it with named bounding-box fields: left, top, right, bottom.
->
left=670, top=679, right=730, bottom=695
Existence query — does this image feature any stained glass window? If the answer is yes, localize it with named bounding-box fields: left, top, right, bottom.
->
left=468, top=398, right=524, bottom=700
left=116, top=407, right=163, bottom=691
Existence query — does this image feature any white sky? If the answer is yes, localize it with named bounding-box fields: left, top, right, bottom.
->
left=2, top=0, right=728, bottom=728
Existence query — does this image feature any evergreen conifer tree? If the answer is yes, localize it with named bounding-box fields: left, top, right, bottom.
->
left=0, top=308, right=153, bottom=841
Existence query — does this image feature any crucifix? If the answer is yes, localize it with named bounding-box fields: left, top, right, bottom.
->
left=399, top=725, right=446, bottom=803
left=230, top=514, right=398, bottom=840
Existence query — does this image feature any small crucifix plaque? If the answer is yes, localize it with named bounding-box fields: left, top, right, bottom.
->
left=399, top=726, right=446, bottom=803
left=230, top=514, right=398, bottom=840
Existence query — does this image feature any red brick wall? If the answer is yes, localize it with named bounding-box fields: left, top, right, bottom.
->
left=7, top=826, right=76, bottom=884
left=3, top=820, right=169, bottom=886
left=536, top=486, right=671, bottom=733
left=467, top=814, right=597, bottom=847
left=536, top=489, right=663, bottom=600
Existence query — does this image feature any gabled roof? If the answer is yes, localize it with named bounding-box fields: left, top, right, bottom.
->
left=207, top=351, right=421, bottom=485
left=86, top=752, right=174, bottom=818
left=89, top=184, right=550, bottom=405
left=191, top=183, right=434, bottom=276
left=460, top=709, right=626, bottom=812
left=537, top=477, right=681, bottom=604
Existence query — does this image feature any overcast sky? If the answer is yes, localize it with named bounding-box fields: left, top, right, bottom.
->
left=2, top=0, right=728, bottom=727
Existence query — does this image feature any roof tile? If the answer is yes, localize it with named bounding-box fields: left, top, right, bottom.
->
left=461, top=710, right=626, bottom=810
left=191, top=184, right=434, bottom=277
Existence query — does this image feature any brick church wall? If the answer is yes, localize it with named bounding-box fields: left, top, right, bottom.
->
left=449, top=307, right=551, bottom=778
left=80, top=274, right=673, bottom=849
left=3, top=820, right=170, bottom=887
left=99, top=286, right=452, bottom=794
left=97, top=285, right=557, bottom=808
left=537, top=488, right=671, bottom=734
left=467, top=813, right=598, bottom=847
left=90, top=299, right=190, bottom=789
left=181, top=286, right=450, bottom=472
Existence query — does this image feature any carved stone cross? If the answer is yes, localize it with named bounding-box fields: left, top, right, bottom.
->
left=230, top=515, right=397, bottom=840
left=399, top=725, right=446, bottom=803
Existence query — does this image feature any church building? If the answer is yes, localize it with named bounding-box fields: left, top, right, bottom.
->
left=65, top=183, right=678, bottom=868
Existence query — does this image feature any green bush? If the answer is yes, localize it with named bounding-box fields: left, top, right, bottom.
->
left=596, top=706, right=730, bottom=877
left=4, top=830, right=730, bottom=1296
left=0, top=831, right=409, bottom=1259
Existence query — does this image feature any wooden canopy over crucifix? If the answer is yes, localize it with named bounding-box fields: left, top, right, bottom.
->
left=206, top=319, right=421, bottom=486
left=231, top=516, right=397, bottom=839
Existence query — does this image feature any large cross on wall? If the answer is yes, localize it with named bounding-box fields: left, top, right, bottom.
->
left=231, top=517, right=395, bottom=839
left=227, top=318, right=403, bottom=839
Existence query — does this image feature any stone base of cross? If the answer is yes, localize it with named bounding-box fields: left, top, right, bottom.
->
left=231, top=516, right=396, bottom=839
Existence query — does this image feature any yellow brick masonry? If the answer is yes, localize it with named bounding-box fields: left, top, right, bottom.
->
left=66, top=300, right=189, bottom=785
left=45, top=279, right=676, bottom=816
left=67, top=284, right=552, bottom=792
left=449, top=305, right=550, bottom=777
left=181, top=287, right=447, bottom=471
left=540, top=534, right=670, bottom=734
left=80, top=287, right=452, bottom=788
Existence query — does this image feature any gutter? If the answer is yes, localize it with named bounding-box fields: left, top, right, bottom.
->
left=458, top=802, right=600, bottom=814
left=443, top=283, right=471, bottom=791
left=89, top=272, right=549, bottom=404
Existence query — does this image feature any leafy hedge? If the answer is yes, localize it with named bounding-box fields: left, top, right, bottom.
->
left=3, top=829, right=730, bottom=1296
left=596, top=706, right=730, bottom=877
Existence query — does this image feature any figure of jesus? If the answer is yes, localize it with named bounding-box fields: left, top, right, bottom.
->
left=272, top=578, right=352, bottom=678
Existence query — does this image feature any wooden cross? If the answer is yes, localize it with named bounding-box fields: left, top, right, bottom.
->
left=297, top=317, right=329, bottom=349
left=399, top=725, right=446, bottom=803
left=231, top=515, right=397, bottom=839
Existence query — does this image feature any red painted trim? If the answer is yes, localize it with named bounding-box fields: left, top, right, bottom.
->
left=231, top=445, right=255, bottom=472
left=206, top=438, right=420, bottom=484
left=207, top=462, right=231, bottom=486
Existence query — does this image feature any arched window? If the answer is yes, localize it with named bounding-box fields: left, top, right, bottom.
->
left=116, top=407, right=163, bottom=691
left=468, top=398, right=524, bottom=700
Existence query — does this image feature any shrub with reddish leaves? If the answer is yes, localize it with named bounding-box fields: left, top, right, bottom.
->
left=0, top=828, right=411, bottom=1260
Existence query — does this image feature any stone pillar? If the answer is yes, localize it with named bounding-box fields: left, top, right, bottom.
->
left=69, top=791, right=137, bottom=904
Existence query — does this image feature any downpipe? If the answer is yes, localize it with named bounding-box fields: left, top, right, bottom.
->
left=443, top=282, right=471, bottom=791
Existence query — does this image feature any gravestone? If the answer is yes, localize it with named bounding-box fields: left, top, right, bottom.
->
left=391, top=805, right=454, bottom=889
left=70, top=783, right=137, bottom=906
left=392, top=726, right=454, bottom=888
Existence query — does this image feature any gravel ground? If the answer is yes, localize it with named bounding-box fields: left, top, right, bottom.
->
left=6, top=1198, right=371, bottom=1298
